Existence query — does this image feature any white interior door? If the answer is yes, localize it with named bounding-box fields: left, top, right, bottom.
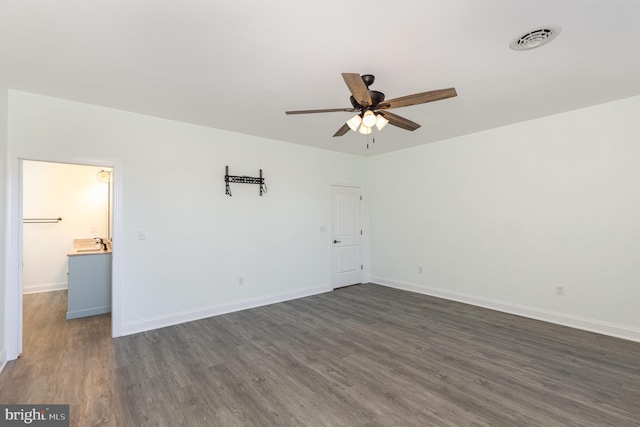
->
left=331, top=185, right=362, bottom=288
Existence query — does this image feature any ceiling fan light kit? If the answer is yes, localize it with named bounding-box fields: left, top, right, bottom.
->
left=375, top=114, right=389, bottom=131
left=358, top=124, right=372, bottom=135
left=346, top=114, right=362, bottom=131
left=285, top=73, right=457, bottom=139
left=344, top=110, right=388, bottom=134
left=362, top=110, right=377, bottom=127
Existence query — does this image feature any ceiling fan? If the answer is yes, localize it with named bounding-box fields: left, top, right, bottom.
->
left=285, top=73, right=457, bottom=137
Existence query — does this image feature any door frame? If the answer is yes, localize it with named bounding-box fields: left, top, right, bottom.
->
left=330, top=183, right=364, bottom=289
left=4, top=151, right=123, bottom=360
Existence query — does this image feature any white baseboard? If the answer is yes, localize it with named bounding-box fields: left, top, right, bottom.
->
left=0, top=348, right=7, bottom=376
left=121, top=285, right=332, bottom=336
left=23, top=282, right=67, bottom=294
left=371, top=276, right=640, bottom=343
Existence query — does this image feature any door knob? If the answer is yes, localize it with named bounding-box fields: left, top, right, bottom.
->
left=333, top=240, right=341, bottom=243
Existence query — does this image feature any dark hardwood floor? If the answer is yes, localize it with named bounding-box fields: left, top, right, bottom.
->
left=1, top=284, right=639, bottom=426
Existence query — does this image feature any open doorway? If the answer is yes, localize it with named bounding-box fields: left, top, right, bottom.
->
left=4, top=153, right=122, bottom=360
left=21, top=161, right=113, bottom=354
left=22, top=161, right=112, bottom=294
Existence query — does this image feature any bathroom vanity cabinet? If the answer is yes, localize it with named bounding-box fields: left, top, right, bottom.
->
left=66, top=238, right=112, bottom=320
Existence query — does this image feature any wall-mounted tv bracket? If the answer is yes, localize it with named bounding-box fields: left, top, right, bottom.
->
left=225, top=166, right=267, bottom=196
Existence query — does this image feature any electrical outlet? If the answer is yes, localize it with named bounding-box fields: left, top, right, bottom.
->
left=418, top=266, right=423, bottom=274
left=138, top=231, right=146, bottom=240
left=238, top=277, right=244, bottom=286
left=556, top=286, right=565, bottom=296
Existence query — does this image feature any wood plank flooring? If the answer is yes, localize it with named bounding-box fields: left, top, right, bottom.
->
left=1, top=284, right=639, bottom=426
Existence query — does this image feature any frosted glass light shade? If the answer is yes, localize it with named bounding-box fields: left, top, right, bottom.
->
left=346, top=114, right=362, bottom=132
left=362, top=110, right=377, bottom=127
left=358, top=125, right=372, bottom=135
left=375, top=114, right=389, bottom=131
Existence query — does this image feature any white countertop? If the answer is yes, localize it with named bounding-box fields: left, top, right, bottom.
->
left=67, top=238, right=112, bottom=257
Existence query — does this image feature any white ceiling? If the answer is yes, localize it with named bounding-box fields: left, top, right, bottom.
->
left=1, top=0, right=640, bottom=155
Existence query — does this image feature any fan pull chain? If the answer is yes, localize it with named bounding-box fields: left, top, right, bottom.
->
left=366, top=135, right=377, bottom=150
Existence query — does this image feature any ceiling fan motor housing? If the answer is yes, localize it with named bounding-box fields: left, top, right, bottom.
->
left=350, top=90, right=385, bottom=110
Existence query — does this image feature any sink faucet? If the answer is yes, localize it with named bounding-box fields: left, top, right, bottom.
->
left=94, top=237, right=107, bottom=250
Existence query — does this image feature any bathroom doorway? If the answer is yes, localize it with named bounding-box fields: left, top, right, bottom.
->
left=22, top=161, right=112, bottom=295
left=21, top=161, right=113, bottom=356
left=4, top=153, right=122, bottom=360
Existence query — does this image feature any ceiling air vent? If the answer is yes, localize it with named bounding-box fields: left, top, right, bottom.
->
left=510, top=26, right=561, bottom=51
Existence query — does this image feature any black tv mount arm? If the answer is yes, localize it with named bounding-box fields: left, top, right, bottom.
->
left=225, top=166, right=267, bottom=196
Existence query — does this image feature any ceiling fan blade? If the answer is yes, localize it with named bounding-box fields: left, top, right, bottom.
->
left=378, top=88, right=457, bottom=110
left=379, top=111, right=421, bottom=131
left=286, top=108, right=356, bottom=115
left=342, top=73, right=372, bottom=107
left=333, top=123, right=350, bottom=137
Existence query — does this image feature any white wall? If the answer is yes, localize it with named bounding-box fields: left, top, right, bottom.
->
left=8, top=91, right=367, bottom=334
left=0, top=81, right=8, bottom=365
left=22, top=161, right=110, bottom=293
left=369, top=95, right=640, bottom=340
left=6, top=88, right=640, bottom=348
